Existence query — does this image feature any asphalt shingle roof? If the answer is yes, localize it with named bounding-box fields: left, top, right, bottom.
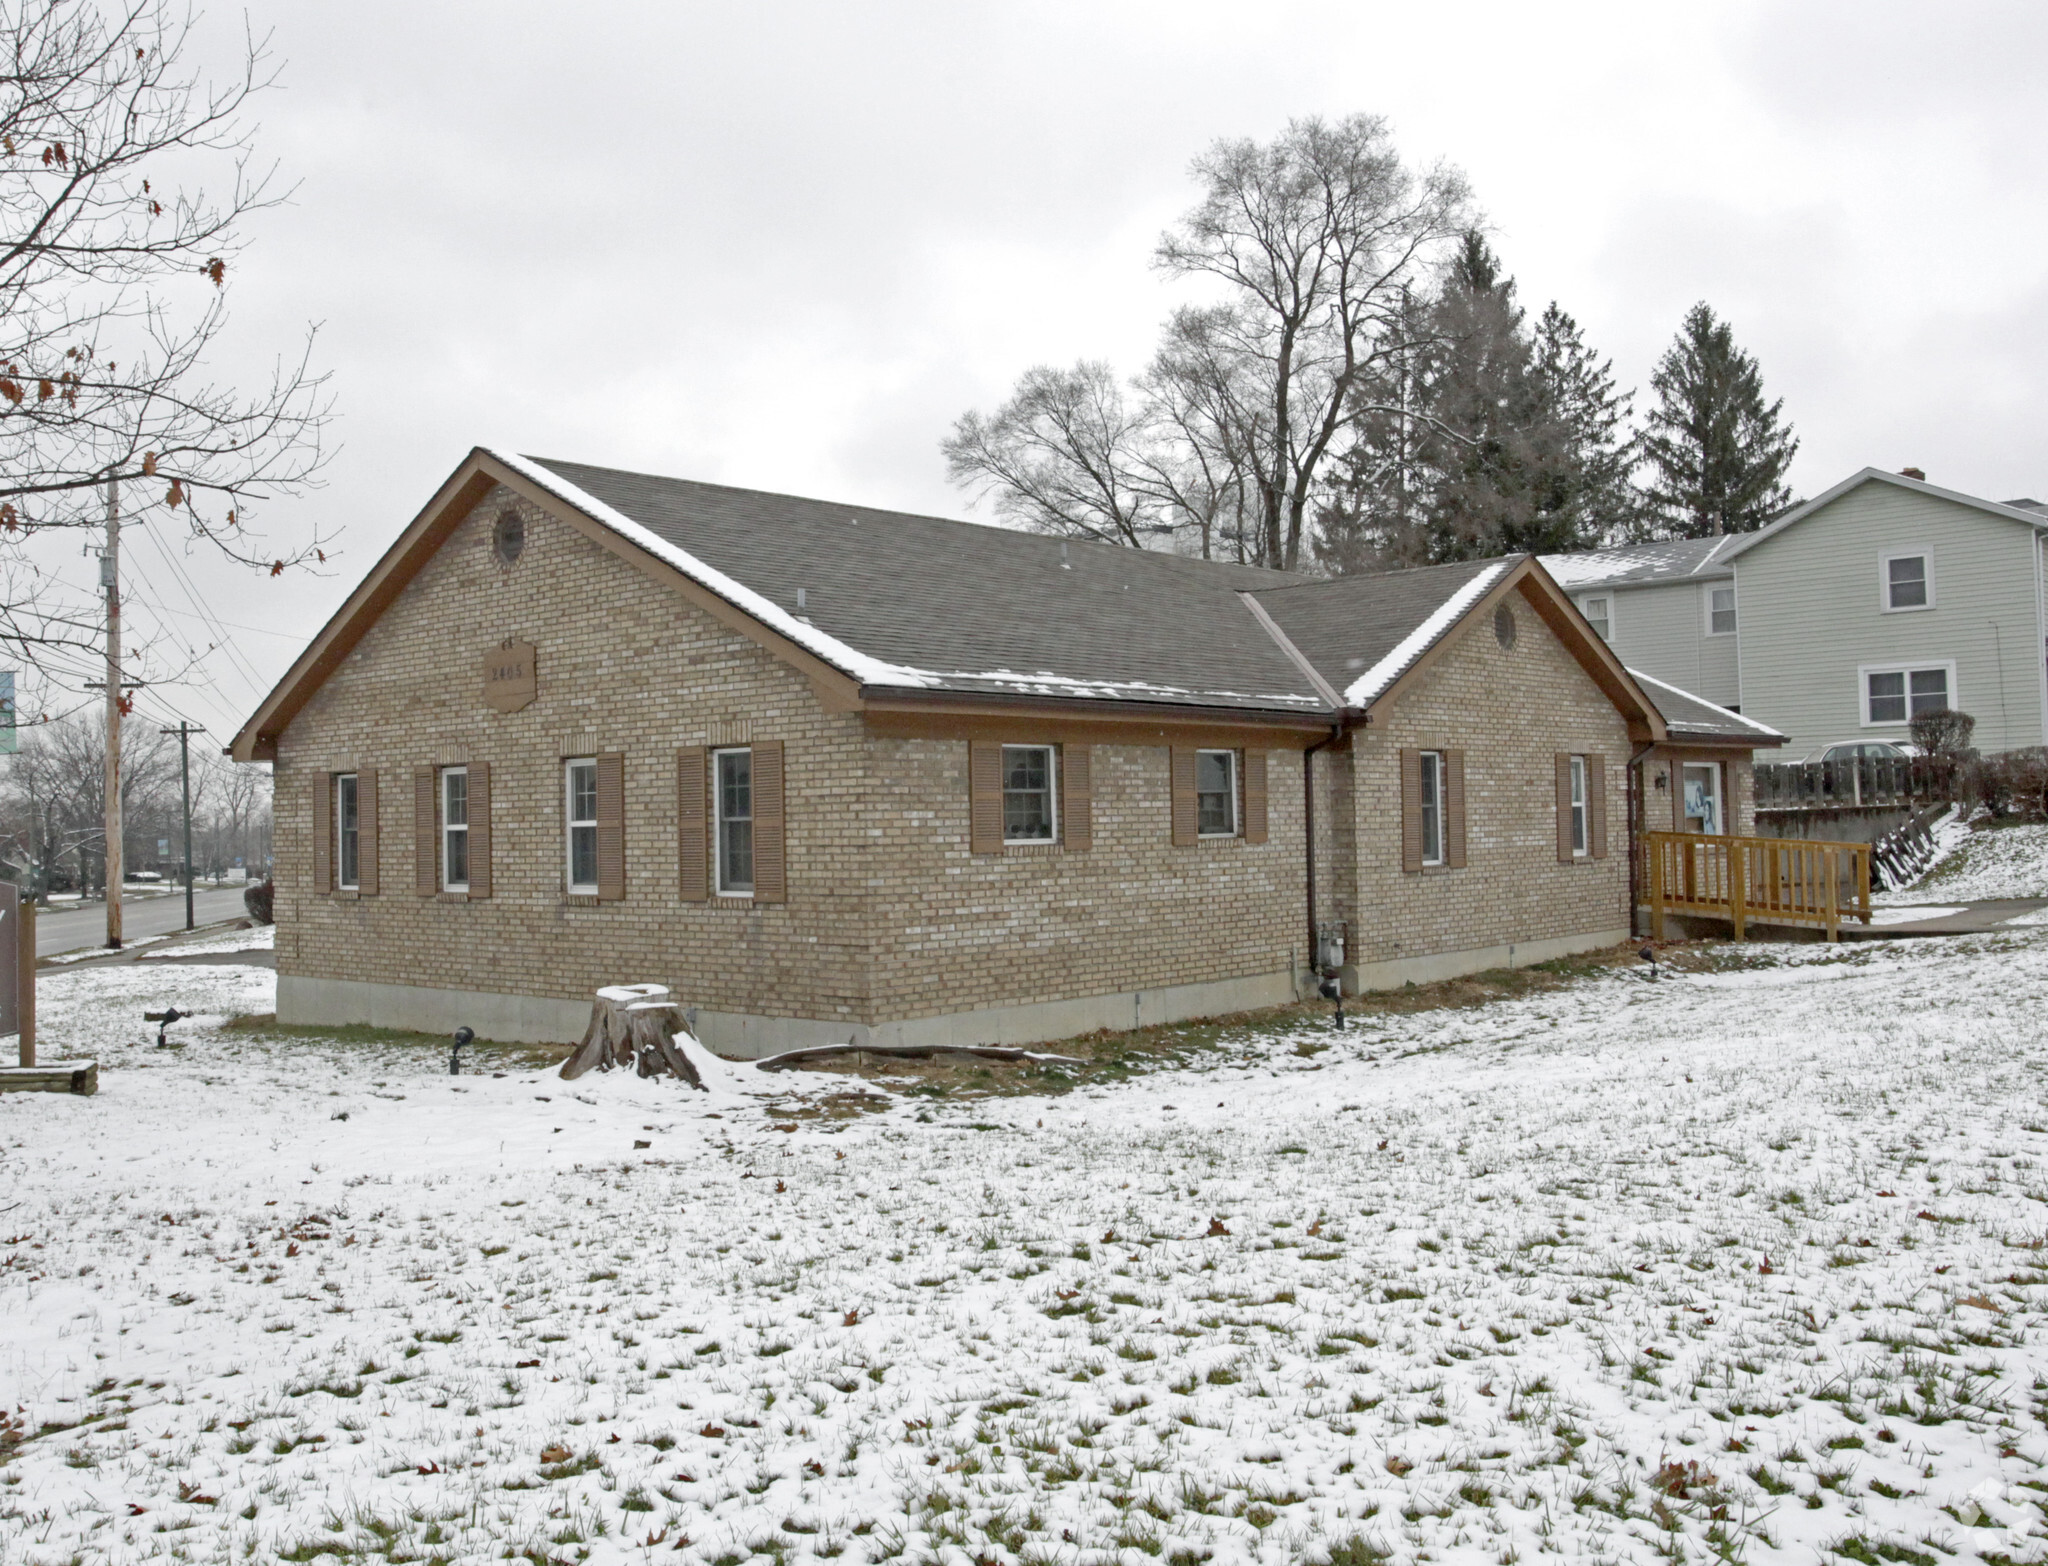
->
left=515, top=456, right=1767, bottom=745
left=532, top=457, right=1330, bottom=714
left=1540, top=535, right=1736, bottom=590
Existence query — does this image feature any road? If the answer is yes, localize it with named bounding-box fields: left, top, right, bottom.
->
left=35, top=886, right=254, bottom=957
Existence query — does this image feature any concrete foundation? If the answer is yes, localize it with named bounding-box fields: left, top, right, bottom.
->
left=278, top=966, right=1305, bottom=1059
left=1341, top=926, right=1630, bottom=993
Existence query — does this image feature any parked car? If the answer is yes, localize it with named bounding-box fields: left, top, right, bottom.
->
left=1803, top=740, right=1918, bottom=764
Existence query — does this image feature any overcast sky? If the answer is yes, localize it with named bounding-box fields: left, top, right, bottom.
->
left=54, top=0, right=2048, bottom=745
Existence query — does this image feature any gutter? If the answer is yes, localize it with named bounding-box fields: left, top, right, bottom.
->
left=1302, top=716, right=1353, bottom=983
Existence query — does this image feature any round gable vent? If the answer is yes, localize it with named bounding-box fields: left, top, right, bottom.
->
left=1494, top=601, right=1517, bottom=650
left=492, top=509, right=525, bottom=567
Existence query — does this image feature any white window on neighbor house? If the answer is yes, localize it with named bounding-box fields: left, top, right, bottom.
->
left=715, top=747, right=754, bottom=894
left=1000, top=744, right=1056, bottom=844
left=1862, top=663, right=1953, bottom=726
left=1196, top=749, right=1238, bottom=837
left=1706, top=583, right=1737, bottom=636
left=1418, top=750, right=1444, bottom=867
left=439, top=766, right=468, bottom=892
left=1569, top=755, right=1588, bottom=857
left=1581, top=595, right=1610, bottom=641
left=1883, top=551, right=1932, bottom=611
left=334, top=773, right=359, bottom=890
left=564, top=758, right=598, bottom=893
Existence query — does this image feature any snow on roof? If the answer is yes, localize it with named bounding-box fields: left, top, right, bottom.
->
left=1539, top=536, right=1735, bottom=590
left=491, top=448, right=935, bottom=690
left=1342, top=560, right=1512, bottom=707
left=1627, top=667, right=1784, bottom=741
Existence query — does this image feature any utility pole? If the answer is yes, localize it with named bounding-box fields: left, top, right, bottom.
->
left=160, top=721, right=204, bottom=930
left=102, top=475, right=122, bottom=949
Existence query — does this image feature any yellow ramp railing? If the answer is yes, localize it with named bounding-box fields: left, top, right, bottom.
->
left=1645, top=830, right=1872, bottom=941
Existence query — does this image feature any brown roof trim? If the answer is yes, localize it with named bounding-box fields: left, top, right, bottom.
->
left=1362, top=557, right=1668, bottom=745
left=859, top=686, right=1335, bottom=731
left=230, top=449, right=864, bottom=762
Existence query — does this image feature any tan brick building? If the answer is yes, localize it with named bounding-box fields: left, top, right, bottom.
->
left=231, top=450, right=1777, bottom=1052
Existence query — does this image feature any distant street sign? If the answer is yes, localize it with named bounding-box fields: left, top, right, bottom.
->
left=157, top=839, right=169, bottom=855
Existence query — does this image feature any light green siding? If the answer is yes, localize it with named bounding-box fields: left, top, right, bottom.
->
left=1734, top=485, right=2047, bottom=757
left=1577, top=579, right=1739, bottom=707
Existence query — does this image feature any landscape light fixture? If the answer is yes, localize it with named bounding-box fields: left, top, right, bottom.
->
left=143, top=1005, right=187, bottom=1048
left=1638, top=944, right=1659, bottom=982
left=450, top=1025, right=474, bottom=1075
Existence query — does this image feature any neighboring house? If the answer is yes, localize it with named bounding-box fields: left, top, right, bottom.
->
left=1542, top=537, right=1742, bottom=709
left=231, top=449, right=1772, bottom=1052
left=1544, top=469, right=2048, bottom=758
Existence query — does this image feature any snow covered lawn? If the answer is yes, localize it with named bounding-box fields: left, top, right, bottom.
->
left=5, top=936, right=2048, bottom=1565
left=1886, top=819, right=2048, bottom=903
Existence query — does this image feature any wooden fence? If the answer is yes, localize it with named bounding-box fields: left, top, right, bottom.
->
left=1646, top=830, right=1872, bottom=941
left=1753, top=757, right=1944, bottom=812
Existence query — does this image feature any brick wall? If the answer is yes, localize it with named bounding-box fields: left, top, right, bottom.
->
left=1335, top=587, right=1633, bottom=966
left=276, top=486, right=875, bottom=1027
left=862, top=738, right=1307, bottom=1023
left=273, top=491, right=1665, bottom=1036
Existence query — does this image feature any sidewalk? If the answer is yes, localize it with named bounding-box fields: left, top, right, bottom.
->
left=1839, top=897, right=2048, bottom=939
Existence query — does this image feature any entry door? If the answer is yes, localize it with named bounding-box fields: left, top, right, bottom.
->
left=1681, top=763, right=1723, bottom=834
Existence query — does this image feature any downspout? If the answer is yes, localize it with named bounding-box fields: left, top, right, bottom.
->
left=1303, top=719, right=1349, bottom=982
left=1625, top=740, right=1657, bottom=940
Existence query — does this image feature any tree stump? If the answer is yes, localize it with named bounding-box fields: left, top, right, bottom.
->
left=559, top=984, right=704, bottom=1089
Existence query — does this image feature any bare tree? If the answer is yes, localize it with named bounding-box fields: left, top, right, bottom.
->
left=0, top=708, right=179, bottom=892
left=0, top=0, right=331, bottom=667
left=946, top=115, right=1469, bottom=572
left=942, top=362, right=1167, bottom=548
left=1154, top=115, right=1470, bottom=570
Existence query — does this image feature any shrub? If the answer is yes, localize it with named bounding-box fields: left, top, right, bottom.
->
left=243, top=877, right=274, bottom=924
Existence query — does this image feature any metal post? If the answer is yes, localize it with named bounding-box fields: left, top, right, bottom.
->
left=161, top=722, right=202, bottom=930
left=103, top=476, right=122, bottom=949
left=17, top=896, right=32, bottom=1068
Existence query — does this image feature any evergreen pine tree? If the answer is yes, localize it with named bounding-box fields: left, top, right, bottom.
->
left=1421, top=232, right=1546, bottom=560
left=1527, top=303, right=1643, bottom=546
left=1642, top=302, right=1798, bottom=536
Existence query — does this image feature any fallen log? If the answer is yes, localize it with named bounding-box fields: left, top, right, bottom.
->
left=755, top=1041, right=1086, bottom=1073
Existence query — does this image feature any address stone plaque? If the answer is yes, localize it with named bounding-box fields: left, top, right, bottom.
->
left=483, top=639, right=537, bottom=713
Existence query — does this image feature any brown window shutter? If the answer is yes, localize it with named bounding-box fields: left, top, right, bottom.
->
left=414, top=767, right=436, bottom=895
left=1399, top=748, right=1423, bottom=873
left=1588, top=753, right=1608, bottom=859
left=969, top=740, right=1003, bottom=853
left=313, top=773, right=333, bottom=895
left=677, top=747, right=709, bottom=901
left=1555, top=753, right=1575, bottom=863
left=358, top=769, right=379, bottom=896
left=468, top=760, right=492, bottom=898
left=1170, top=746, right=1198, bottom=846
left=595, top=752, right=626, bottom=900
left=1444, top=750, right=1467, bottom=869
left=1061, top=744, right=1092, bottom=852
left=1243, top=749, right=1268, bottom=844
left=752, top=739, right=786, bottom=903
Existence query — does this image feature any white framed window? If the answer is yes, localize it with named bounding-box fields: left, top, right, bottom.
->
left=1196, top=749, right=1238, bottom=837
left=1001, top=744, right=1056, bottom=844
left=1418, top=750, right=1444, bottom=867
left=1881, top=551, right=1933, bottom=612
left=1569, top=755, right=1588, bottom=857
left=334, top=773, right=359, bottom=890
left=1705, top=583, right=1737, bottom=636
left=715, top=747, right=754, bottom=894
left=1581, top=595, right=1610, bottom=642
left=439, top=766, right=469, bottom=892
left=564, top=758, right=598, bottom=893
left=1861, top=662, right=1954, bottom=726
